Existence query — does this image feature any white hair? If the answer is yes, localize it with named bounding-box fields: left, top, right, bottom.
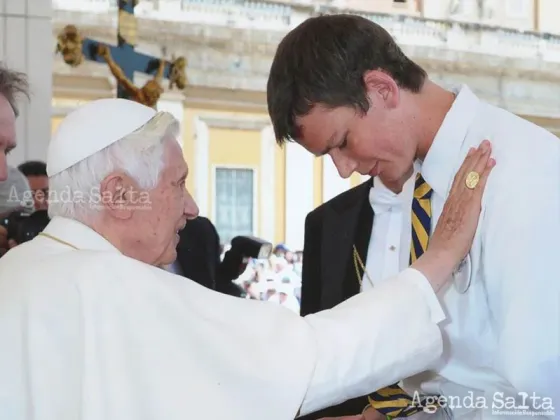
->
left=47, top=111, right=179, bottom=222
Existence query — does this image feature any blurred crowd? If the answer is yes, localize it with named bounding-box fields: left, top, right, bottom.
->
left=226, top=244, right=303, bottom=313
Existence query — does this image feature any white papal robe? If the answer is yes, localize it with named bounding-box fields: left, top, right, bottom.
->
left=0, top=216, right=446, bottom=420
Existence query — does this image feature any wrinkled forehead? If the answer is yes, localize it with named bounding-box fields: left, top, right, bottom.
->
left=164, top=137, right=188, bottom=174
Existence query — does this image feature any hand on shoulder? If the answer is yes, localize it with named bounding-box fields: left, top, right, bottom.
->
left=317, top=406, right=384, bottom=420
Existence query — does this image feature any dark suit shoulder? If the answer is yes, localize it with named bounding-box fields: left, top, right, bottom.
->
left=306, top=178, right=372, bottom=222
left=180, top=216, right=219, bottom=240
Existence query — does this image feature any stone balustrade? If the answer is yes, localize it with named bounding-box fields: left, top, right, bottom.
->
left=53, top=0, right=116, bottom=12
left=51, top=0, right=560, bottom=119
left=361, top=13, right=560, bottom=62
left=53, top=0, right=560, bottom=63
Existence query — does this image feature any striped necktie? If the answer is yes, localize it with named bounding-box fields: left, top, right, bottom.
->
left=410, top=173, right=433, bottom=264
left=367, top=173, right=434, bottom=418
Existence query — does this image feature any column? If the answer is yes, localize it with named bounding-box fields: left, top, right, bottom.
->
left=259, top=125, right=276, bottom=242
left=193, top=117, right=210, bottom=217
left=322, top=155, right=351, bottom=202
left=284, top=141, right=314, bottom=250
left=1, top=0, right=53, bottom=165
left=157, top=92, right=184, bottom=149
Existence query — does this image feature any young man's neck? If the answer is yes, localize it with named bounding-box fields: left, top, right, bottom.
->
left=381, top=81, right=455, bottom=195
left=412, top=80, right=456, bottom=161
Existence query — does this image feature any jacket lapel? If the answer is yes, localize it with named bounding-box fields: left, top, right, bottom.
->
left=320, top=179, right=373, bottom=309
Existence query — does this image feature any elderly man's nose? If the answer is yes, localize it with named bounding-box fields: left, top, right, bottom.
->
left=184, top=193, right=199, bottom=219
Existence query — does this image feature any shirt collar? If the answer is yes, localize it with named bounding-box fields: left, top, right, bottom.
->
left=421, top=84, right=480, bottom=198
left=369, top=174, right=415, bottom=214
left=41, top=216, right=121, bottom=253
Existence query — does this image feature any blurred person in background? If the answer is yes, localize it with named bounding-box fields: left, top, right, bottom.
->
left=0, top=64, right=28, bottom=182
left=267, top=282, right=300, bottom=313
left=18, top=160, right=48, bottom=210
left=173, top=214, right=245, bottom=297
left=0, top=166, right=33, bottom=254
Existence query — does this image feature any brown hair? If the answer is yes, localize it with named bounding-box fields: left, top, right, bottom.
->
left=267, top=14, right=427, bottom=145
left=0, top=63, right=29, bottom=117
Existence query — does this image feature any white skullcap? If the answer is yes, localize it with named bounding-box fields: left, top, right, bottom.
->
left=47, top=98, right=157, bottom=177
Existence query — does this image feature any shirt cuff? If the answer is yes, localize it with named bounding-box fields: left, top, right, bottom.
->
left=405, top=268, right=446, bottom=324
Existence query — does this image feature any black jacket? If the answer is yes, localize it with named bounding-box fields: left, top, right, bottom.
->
left=175, top=216, right=243, bottom=297
left=299, top=178, right=374, bottom=419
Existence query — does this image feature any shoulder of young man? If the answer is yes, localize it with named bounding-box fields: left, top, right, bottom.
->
left=306, top=178, right=372, bottom=223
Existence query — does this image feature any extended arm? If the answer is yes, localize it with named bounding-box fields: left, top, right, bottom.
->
left=107, top=58, right=139, bottom=97
left=299, top=267, right=445, bottom=416
left=97, top=45, right=138, bottom=97
left=154, top=59, right=166, bottom=83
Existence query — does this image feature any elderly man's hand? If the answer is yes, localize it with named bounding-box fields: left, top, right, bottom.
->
left=362, top=407, right=385, bottom=420
left=318, top=407, right=384, bottom=420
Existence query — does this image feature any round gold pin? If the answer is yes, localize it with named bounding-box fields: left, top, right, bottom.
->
left=465, top=171, right=480, bottom=189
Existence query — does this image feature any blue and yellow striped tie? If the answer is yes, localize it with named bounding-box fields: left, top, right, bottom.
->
left=410, top=173, right=433, bottom=264
left=367, top=173, right=434, bottom=418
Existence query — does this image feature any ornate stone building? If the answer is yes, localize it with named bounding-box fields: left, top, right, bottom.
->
left=50, top=0, right=560, bottom=247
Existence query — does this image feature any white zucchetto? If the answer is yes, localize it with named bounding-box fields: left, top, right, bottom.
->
left=47, top=98, right=156, bottom=177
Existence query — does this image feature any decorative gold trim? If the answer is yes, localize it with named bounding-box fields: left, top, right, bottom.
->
left=38, top=233, right=79, bottom=250
left=353, top=245, right=373, bottom=288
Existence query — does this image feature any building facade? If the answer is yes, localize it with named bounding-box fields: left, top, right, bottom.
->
left=51, top=0, right=560, bottom=249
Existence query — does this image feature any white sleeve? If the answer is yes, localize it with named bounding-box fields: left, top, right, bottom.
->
left=299, top=268, right=445, bottom=416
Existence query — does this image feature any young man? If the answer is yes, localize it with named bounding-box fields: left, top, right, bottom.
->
left=267, top=14, right=559, bottom=420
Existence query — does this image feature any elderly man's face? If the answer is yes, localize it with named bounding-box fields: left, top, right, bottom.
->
left=137, top=139, right=199, bottom=266
left=0, top=95, right=16, bottom=182
left=101, top=138, right=199, bottom=266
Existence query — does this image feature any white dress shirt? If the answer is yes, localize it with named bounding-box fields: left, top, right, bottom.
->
left=361, top=166, right=417, bottom=292
left=361, top=85, right=560, bottom=419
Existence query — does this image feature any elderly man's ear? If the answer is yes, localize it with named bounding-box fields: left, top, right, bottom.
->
left=99, top=172, right=139, bottom=219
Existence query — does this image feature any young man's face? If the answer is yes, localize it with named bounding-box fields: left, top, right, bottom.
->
left=294, top=73, right=418, bottom=188
left=0, top=95, right=16, bottom=182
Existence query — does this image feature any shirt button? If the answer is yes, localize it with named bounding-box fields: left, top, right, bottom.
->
left=389, top=245, right=396, bottom=251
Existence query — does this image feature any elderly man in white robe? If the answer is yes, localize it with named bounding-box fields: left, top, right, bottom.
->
left=0, top=98, right=494, bottom=420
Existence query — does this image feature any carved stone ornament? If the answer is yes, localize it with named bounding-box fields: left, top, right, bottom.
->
left=56, top=24, right=84, bottom=68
